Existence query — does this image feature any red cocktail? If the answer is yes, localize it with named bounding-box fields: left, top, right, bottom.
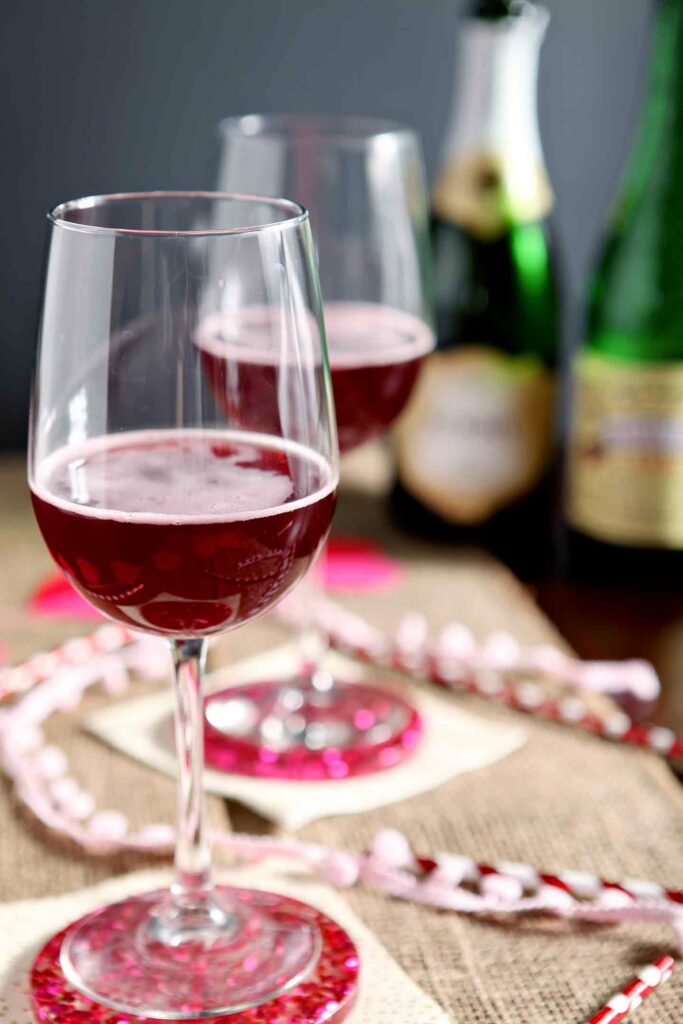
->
left=31, top=429, right=335, bottom=636
left=198, top=303, right=432, bottom=453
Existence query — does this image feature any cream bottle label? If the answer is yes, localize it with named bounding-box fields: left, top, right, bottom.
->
left=396, top=345, right=554, bottom=525
left=569, top=352, right=683, bottom=547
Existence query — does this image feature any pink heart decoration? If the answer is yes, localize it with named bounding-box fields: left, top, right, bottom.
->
left=321, top=535, right=403, bottom=593
left=27, top=573, right=102, bottom=620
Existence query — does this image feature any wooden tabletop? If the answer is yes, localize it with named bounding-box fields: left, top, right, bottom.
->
left=537, top=577, right=683, bottom=736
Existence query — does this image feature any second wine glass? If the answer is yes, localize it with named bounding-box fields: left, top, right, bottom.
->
left=202, top=115, right=434, bottom=779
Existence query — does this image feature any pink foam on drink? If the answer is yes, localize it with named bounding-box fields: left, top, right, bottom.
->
left=197, top=303, right=433, bottom=369
left=324, top=303, right=434, bottom=368
left=33, top=429, right=330, bottom=523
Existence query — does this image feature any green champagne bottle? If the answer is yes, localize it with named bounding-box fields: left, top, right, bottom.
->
left=393, top=0, right=560, bottom=577
left=566, top=0, right=683, bottom=583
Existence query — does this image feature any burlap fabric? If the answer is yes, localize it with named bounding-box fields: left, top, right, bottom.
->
left=3, top=450, right=683, bottom=1022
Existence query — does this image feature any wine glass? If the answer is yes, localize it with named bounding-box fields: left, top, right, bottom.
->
left=28, top=192, right=339, bottom=1017
left=202, top=115, right=434, bottom=779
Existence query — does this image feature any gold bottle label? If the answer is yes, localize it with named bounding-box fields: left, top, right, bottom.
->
left=396, top=345, right=554, bottom=525
left=432, top=7, right=554, bottom=239
left=569, top=352, right=683, bottom=548
left=432, top=152, right=554, bottom=240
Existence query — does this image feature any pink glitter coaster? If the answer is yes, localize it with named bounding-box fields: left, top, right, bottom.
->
left=204, top=681, right=422, bottom=780
left=30, top=888, right=359, bottom=1024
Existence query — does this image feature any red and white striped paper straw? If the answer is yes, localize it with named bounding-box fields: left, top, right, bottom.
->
left=587, top=956, right=674, bottom=1023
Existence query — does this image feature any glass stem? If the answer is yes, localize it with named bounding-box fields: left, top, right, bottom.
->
left=171, top=637, right=212, bottom=903
left=146, top=638, right=235, bottom=946
left=297, top=546, right=334, bottom=695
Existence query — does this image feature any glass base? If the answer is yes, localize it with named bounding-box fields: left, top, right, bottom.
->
left=35, top=886, right=340, bottom=1019
left=31, top=887, right=359, bottom=1022
left=204, top=677, right=422, bottom=779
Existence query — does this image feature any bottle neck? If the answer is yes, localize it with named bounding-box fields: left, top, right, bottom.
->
left=617, top=0, right=683, bottom=213
left=469, top=0, right=516, bottom=16
left=590, top=0, right=683, bottom=359
left=433, top=3, right=552, bottom=237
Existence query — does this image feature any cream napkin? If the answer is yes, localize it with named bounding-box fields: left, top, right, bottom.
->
left=87, top=644, right=526, bottom=830
left=0, top=862, right=450, bottom=1024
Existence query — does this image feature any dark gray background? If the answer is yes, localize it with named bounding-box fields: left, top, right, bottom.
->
left=1, top=0, right=651, bottom=450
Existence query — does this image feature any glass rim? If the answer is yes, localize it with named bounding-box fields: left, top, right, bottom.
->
left=47, top=190, right=309, bottom=238
left=217, top=113, right=418, bottom=146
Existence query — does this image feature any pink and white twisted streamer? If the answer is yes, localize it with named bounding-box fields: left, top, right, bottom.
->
left=0, top=624, right=681, bottom=962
